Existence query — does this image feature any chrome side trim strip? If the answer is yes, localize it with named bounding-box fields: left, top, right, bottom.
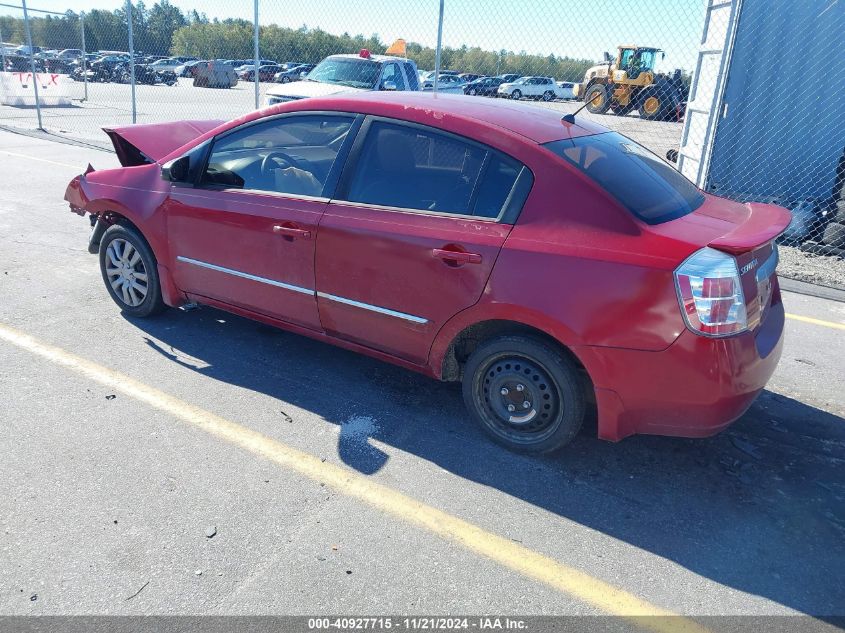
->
left=317, top=291, right=429, bottom=325
left=176, top=256, right=314, bottom=296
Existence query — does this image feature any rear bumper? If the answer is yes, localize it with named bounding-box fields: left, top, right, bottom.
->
left=577, top=286, right=785, bottom=441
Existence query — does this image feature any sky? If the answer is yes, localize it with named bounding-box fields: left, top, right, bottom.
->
left=6, top=0, right=707, bottom=71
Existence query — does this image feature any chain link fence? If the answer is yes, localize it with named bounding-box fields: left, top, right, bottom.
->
left=1, top=0, right=843, bottom=288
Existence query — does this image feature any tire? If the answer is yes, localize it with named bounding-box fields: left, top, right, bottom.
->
left=822, top=221, right=845, bottom=249
left=462, top=335, right=585, bottom=454
left=511, top=89, right=522, bottom=100
left=281, top=76, right=291, bottom=83
left=98, top=223, right=166, bottom=318
left=542, top=90, right=554, bottom=102
left=584, top=83, right=610, bottom=114
left=469, top=88, right=477, bottom=95
left=638, top=88, right=663, bottom=120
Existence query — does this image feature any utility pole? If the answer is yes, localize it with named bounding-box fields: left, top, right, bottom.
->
left=126, top=0, right=136, bottom=123
left=253, top=0, right=260, bottom=108
left=80, top=12, right=88, bottom=101
left=21, top=0, right=43, bottom=129
left=433, top=0, right=444, bottom=92
left=0, top=21, right=6, bottom=73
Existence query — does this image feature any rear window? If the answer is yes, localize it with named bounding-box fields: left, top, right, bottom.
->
left=544, top=132, right=705, bottom=224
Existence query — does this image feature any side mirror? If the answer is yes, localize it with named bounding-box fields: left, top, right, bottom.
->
left=661, top=52, right=666, bottom=60
left=603, top=51, right=612, bottom=63
left=162, top=155, right=190, bottom=183
left=382, top=80, right=397, bottom=91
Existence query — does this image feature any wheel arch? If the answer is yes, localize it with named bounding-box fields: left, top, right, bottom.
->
left=437, top=317, right=590, bottom=382
left=97, top=210, right=185, bottom=308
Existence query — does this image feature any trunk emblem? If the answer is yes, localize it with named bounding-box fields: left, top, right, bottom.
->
left=740, top=258, right=758, bottom=275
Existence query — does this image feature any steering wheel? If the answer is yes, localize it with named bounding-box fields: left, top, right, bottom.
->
left=260, top=150, right=306, bottom=177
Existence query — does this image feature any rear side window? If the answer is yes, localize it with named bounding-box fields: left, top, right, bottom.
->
left=403, top=63, right=419, bottom=90
left=474, top=154, right=522, bottom=218
left=544, top=132, right=705, bottom=224
left=344, top=120, right=528, bottom=219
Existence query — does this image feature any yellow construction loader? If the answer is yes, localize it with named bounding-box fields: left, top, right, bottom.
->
left=575, top=46, right=684, bottom=120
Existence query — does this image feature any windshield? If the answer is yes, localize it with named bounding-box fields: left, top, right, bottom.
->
left=309, top=57, right=381, bottom=89
left=544, top=132, right=705, bottom=224
left=513, top=77, right=527, bottom=84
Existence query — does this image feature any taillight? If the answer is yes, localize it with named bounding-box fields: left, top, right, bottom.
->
left=674, top=247, right=748, bottom=337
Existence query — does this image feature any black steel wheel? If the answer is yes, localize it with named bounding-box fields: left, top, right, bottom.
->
left=462, top=335, right=585, bottom=453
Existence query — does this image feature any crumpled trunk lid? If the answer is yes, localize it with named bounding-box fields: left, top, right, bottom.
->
left=103, top=120, right=223, bottom=166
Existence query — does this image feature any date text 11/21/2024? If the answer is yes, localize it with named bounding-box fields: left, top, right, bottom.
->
left=307, top=617, right=527, bottom=630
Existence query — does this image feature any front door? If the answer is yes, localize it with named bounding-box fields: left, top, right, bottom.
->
left=167, top=113, right=358, bottom=330
left=315, top=118, right=532, bottom=363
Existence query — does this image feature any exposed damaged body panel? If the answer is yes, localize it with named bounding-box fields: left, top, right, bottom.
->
left=104, top=120, right=223, bottom=166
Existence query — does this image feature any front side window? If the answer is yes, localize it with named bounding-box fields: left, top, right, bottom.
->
left=344, top=121, right=526, bottom=219
left=308, top=57, right=381, bottom=89
left=202, top=115, right=354, bottom=197
left=544, top=132, right=705, bottom=224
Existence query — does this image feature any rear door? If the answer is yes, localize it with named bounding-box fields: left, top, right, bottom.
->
left=315, top=117, right=533, bottom=363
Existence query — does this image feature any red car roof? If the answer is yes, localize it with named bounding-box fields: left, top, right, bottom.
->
left=275, top=91, right=608, bottom=144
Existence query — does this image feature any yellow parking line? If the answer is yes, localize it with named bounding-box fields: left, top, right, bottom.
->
left=0, top=149, right=79, bottom=169
left=0, top=322, right=709, bottom=633
left=786, top=313, right=845, bottom=331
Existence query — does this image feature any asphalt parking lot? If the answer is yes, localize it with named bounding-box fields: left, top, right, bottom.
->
left=0, top=130, right=844, bottom=624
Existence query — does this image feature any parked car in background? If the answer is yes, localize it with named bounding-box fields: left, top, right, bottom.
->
left=497, top=76, right=565, bottom=101
left=422, top=74, right=466, bottom=93
left=14, top=45, right=42, bottom=55
left=274, top=63, right=316, bottom=83
left=176, top=60, right=206, bottom=78
left=239, top=64, right=283, bottom=82
left=459, top=73, right=485, bottom=83
left=265, top=50, right=419, bottom=106
left=58, top=49, right=84, bottom=60
left=235, top=60, right=276, bottom=73
left=65, top=91, right=790, bottom=454
left=148, top=58, right=183, bottom=72
left=464, top=76, right=507, bottom=96
left=556, top=81, right=577, bottom=100
left=420, top=69, right=460, bottom=84
left=115, top=61, right=178, bottom=86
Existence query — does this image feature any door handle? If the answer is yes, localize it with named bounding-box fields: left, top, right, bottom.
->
left=432, top=248, right=482, bottom=265
left=273, top=225, right=311, bottom=240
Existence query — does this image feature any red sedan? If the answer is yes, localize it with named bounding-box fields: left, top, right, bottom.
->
left=64, top=92, right=790, bottom=453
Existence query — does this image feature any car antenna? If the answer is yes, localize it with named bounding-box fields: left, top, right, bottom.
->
left=562, top=99, right=591, bottom=124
